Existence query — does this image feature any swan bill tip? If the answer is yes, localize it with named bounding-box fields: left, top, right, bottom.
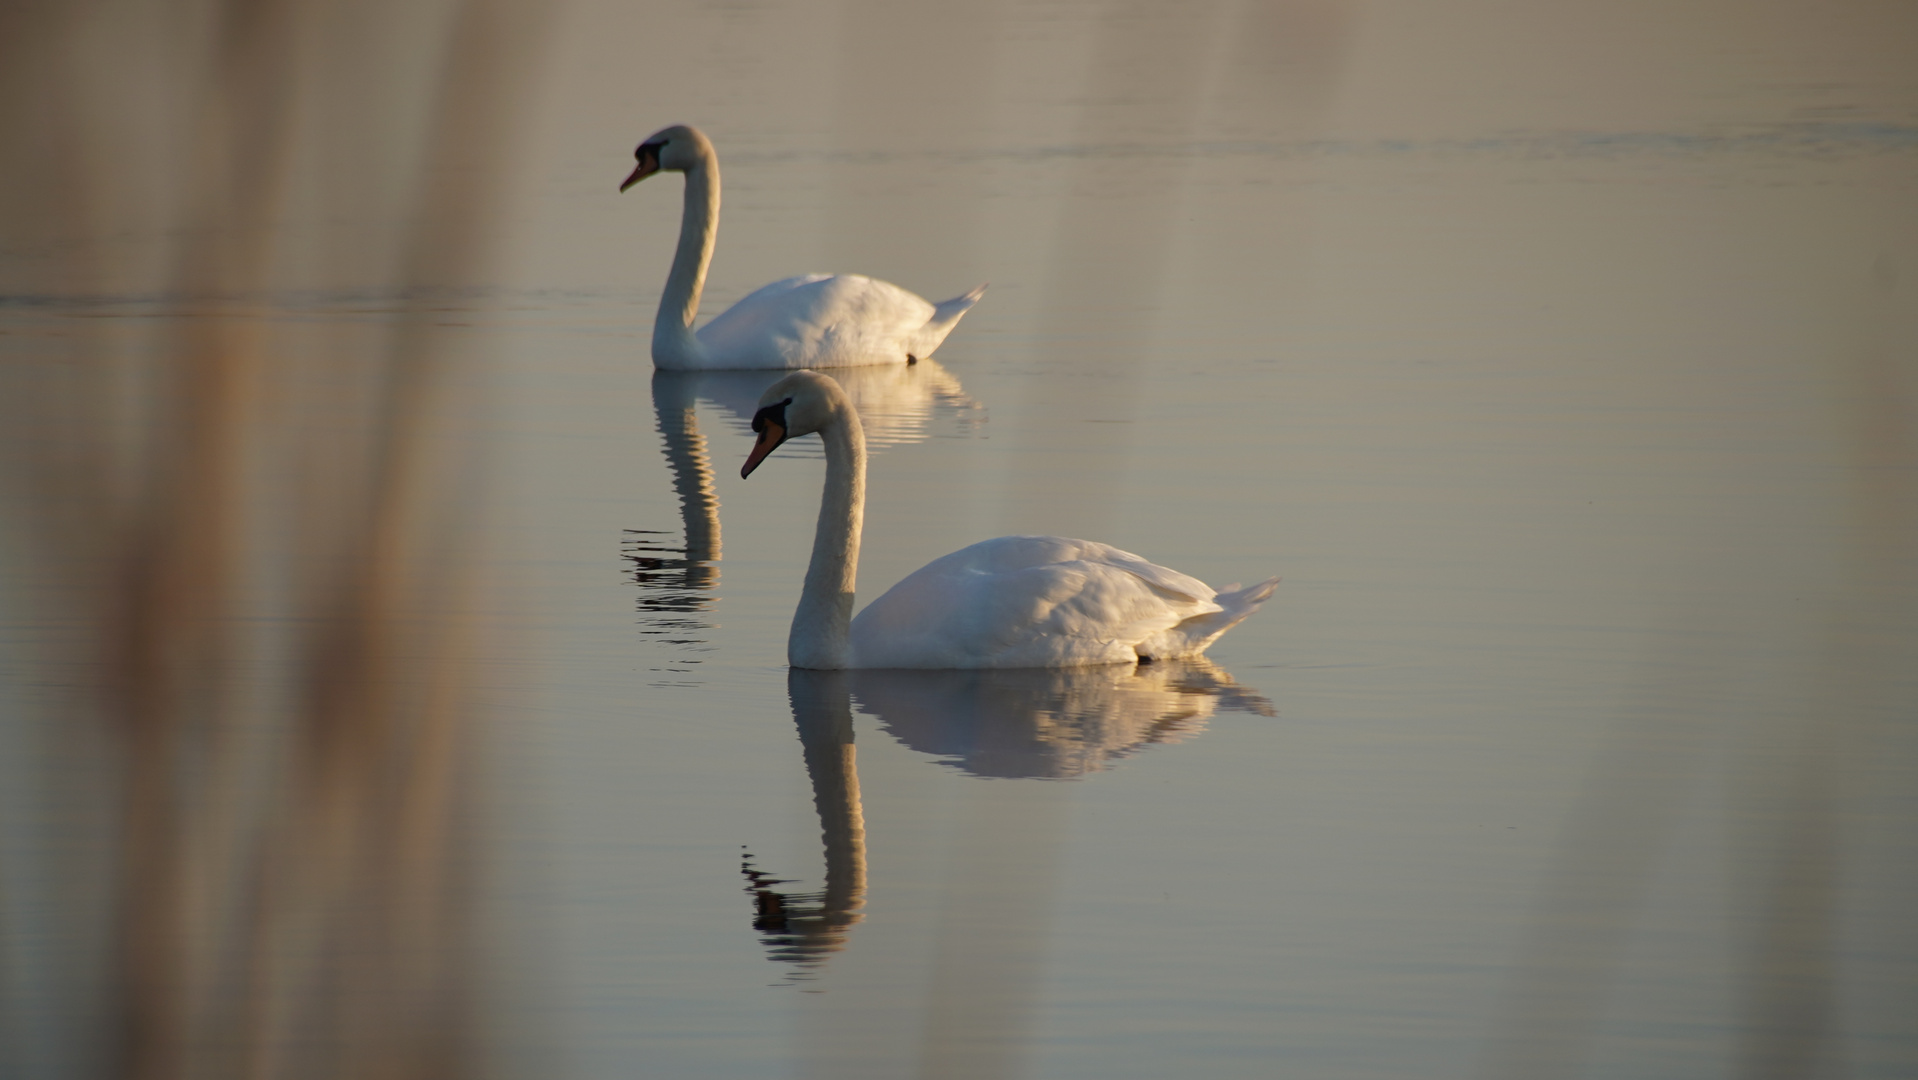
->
left=619, top=163, right=654, bottom=192
left=621, top=142, right=663, bottom=191
left=742, top=418, right=786, bottom=478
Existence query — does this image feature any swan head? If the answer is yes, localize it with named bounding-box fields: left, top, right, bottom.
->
left=620, top=124, right=713, bottom=191
left=741, top=370, right=847, bottom=478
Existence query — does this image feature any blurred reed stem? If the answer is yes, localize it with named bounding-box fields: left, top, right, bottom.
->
left=0, top=1, right=553, bottom=1077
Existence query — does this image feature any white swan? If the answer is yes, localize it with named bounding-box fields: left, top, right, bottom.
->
left=622, top=124, right=987, bottom=371
left=740, top=371, right=1279, bottom=669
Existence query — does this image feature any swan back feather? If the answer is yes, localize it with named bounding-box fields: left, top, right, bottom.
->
left=695, top=273, right=979, bottom=370
left=849, top=537, right=1271, bottom=669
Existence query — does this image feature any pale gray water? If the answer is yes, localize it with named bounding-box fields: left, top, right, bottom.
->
left=2, top=1, right=1916, bottom=1078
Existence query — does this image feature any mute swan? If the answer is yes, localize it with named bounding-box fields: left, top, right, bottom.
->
left=740, top=370, right=1279, bottom=670
left=622, top=124, right=986, bottom=371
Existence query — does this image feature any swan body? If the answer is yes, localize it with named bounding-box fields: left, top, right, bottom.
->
left=850, top=536, right=1277, bottom=668
left=740, top=370, right=1279, bottom=670
left=623, top=125, right=985, bottom=371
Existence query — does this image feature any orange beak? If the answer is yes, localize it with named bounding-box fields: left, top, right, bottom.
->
left=741, top=420, right=785, bottom=478
left=620, top=160, right=657, bottom=192
left=620, top=143, right=662, bottom=192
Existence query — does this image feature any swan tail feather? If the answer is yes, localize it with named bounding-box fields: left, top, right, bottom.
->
left=930, top=282, right=988, bottom=326
left=1139, top=576, right=1279, bottom=660
left=904, top=283, right=987, bottom=361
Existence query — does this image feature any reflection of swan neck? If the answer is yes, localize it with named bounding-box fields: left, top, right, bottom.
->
left=818, top=743, right=867, bottom=915
left=798, top=726, right=866, bottom=921
left=652, top=379, right=721, bottom=564
left=790, top=670, right=868, bottom=951
left=653, top=153, right=719, bottom=365
left=790, top=400, right=866, bottom=669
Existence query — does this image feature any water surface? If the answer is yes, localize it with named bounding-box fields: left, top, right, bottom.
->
left=3, top=1, right=1916, bottom=1078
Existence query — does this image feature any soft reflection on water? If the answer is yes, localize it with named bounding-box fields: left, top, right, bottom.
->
left=739, top=662, right=1275, bottom=987
left=5, top=0, right=1918, bottom=1078
left=741, top=671, right=870, bottom=986
left=854, top=660, right=1273, bottom=780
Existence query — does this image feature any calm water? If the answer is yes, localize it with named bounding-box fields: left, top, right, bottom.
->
left=3, top=1, right=1916, bottom=1078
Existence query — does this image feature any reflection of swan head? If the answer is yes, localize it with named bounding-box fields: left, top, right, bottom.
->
left=620, top=123, right=709, bottom=191
left=851, top=658, right=1276, bottom=779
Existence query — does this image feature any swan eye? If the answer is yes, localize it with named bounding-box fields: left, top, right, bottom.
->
left=751, top=397, right=793, bottom=434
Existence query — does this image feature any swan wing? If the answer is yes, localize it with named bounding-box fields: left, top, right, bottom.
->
left=848, top=536, right=1229, bottom=669
left=697, top=273, right=947, bottom=369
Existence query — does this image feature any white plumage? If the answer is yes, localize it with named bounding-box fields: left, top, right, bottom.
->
left=622, top=125, right=985, bottom=371
left=851, top=536, right=1277, bottom=669
left=740, top=370, right=1278, bottom=670
left=696, top=273, right=986, bottom=371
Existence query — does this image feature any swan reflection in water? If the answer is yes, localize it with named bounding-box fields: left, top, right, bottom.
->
left=629, top=361, right=983, bottom=668
left=743, top=659, right=1273, bottom=981
left=741, top=671, right=870, bottom=983
left=855, top=656, right=1275, bottom=779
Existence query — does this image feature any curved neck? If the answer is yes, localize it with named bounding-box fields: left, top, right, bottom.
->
left=652, top=155, right=719, bottom=364
left=789, top=404, right=866, bottom=669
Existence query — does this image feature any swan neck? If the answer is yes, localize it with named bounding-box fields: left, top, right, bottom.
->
left=790, top=404, right=865, bottom=669
left=653, top=156, right=719, bottom=363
